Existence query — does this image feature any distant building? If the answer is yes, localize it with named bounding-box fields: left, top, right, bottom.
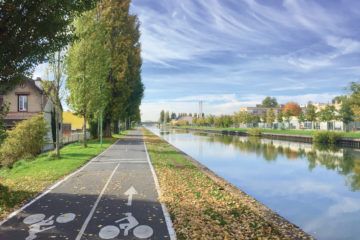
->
left=313, top=103, right=341, bottom=111
left=174, top=116, right=193, bottom=125
left=239, top=104, right=285, bottom=117
left=62, top=111, right=88, bottom=131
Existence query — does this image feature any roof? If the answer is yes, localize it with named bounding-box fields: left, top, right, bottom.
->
left=27, top=78, right=44, bottom=93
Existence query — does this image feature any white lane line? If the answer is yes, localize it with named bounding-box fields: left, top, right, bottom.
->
left=90, top=161, right=147, bottom=164
left=75, top=163, right=120, bottom=240
left=0, top=140, right=120, bottom=226
left=103, top=158, right=146, bottom=161
left=143, top=139, right=177, bottom=240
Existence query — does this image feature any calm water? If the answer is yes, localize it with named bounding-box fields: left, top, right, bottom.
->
left=147, top=127, right=360, bottom=240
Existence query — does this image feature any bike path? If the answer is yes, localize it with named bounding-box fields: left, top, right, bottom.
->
left=0, top=128, right=174, bottom=240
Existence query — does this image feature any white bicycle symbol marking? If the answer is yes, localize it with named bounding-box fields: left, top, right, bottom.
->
left=99, top=212, right=153, bottom=239
left=23, top=213, right=76, bottom=240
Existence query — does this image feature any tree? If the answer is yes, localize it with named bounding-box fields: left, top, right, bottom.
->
left=283, top=102, right=301, bottom=116
left=160, top=110, right=165, bottom=123
left=42, top=50, right=65, bottom=158
left=267, top=109, right=275, bottom=128
left=318, top=105, right=336, bottom=122
left=277, top=111, right=283, bottom=123
left=261, top=111, right=267, bottom=123
left=253, top=115, right=261, bottom=124
left=338, top=99, right=354, bottom=131
left=345, top=82, right=360, bottom=121
left=298, top=111, right=305, bottom=125
left=262, top=97, right=278, bottom=108
left=305, top=102, right=317, bottom=129
left=164, top=111, right=170, bottom=123
left=206, top=115, right=215, bottom=125
left=0, top=103, right=9, bottom=145
left=284, top=110, right=291, bottom=129
left=171, top=112, right=176, bottom=120
left=101, top=0, right=143, bottom=135
left=67, top=7, right=112, bottom=146
left=0, top=0, right=98, bottom=92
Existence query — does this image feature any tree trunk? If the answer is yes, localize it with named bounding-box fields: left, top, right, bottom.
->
left=83, top=115, right=87, bottom=147
left=104, top=119, right=112, bottom=137
left=55, top=108, right=60, bottom=158
left=113, top=120, right=119, bottom=134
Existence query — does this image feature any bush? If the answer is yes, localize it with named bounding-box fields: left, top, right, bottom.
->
left=0, top=115, right=49, bottom=168
left=248, top=127, right=261, bottom=136
left=312, top=131, right=343, bottom=144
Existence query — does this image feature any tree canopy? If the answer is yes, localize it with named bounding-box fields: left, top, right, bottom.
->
left=283, top=102, right=301, bottom=116
left=262, top=97, right=278, bottom=108
left=0, top=0, right=98, bottom=93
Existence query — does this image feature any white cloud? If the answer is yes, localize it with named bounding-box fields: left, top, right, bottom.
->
left=326, top=36, right=360, bottom=55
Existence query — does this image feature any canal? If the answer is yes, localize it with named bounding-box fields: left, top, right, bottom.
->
left=147, top=127, right=360, bottom=240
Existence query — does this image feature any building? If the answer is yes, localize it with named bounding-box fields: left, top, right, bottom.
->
left=174, top=116, right=193, bottom=125
left=239, top=104, right=285, bottom=117
left=0, top=78, right=61, bottom=151
left=62, top=111, right=88, bottom=131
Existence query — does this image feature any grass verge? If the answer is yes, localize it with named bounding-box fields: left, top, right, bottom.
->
left=143, top=127, right=283, bottom=239
left=0, top=131, right=129, bottom=220
left=175, top=126, right=360, bottom=138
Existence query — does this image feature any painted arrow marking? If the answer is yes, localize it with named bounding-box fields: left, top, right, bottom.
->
left=125, top=186, right=138, bottom=206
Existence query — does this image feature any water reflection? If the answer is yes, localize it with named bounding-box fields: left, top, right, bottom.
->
left=153, top=127, right=360, bottom=239
left=163, top=129, right=360, bottom=192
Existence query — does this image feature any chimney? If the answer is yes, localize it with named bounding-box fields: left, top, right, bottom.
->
left=34, top=77, right=43, bottom=89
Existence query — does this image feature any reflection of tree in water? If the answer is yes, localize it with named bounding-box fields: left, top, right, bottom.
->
left=203, top=134, right=360, bottom=191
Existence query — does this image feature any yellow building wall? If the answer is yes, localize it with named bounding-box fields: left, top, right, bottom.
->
left=62, top=111, right=89, bottom=130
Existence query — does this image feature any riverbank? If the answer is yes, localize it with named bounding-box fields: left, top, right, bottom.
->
left=143, top=127, right=312, bottom=239
left=174, top=125, right=360, bottom=138
left=0, top=132, right=129, bottom=221
left=173, top=126, right=360, bottom=148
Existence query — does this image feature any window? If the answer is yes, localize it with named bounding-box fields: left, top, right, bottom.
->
left=18, top=95, right=28, bottom=111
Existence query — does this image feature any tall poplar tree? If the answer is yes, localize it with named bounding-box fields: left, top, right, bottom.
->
left=66, top=9, right=110, bottom=147
left=101, top=0, right=143, bottom=136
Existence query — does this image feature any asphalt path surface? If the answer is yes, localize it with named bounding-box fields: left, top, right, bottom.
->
left=0, top=128, right=174, bottom=240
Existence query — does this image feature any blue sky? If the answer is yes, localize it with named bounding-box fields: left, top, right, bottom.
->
left=34, top=0, right=360, bottom=121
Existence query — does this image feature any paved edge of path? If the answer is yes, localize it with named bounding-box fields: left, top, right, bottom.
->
left=143, top=136, right=177, bottom=240
left=0, top=139, right=120, bottom=227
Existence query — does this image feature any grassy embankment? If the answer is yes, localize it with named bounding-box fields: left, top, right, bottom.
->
left=143, top=128, right=283, bottom=239
left=175, top=125, right=360, bottom=138
left=0, top=131, right=129, bottom=220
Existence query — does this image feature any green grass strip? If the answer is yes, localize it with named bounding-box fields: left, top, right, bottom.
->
left=0, top=131, right=129, bottom=219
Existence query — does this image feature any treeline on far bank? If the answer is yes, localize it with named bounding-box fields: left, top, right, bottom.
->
left=159, top=82, right=360, bottom=130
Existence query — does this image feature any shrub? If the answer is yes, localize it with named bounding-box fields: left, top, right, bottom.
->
left=312, top=131, right=343, bottom=144
left=0, top=115, right=49, bottom=168
left=248, top=127, right=261, bottom=136
left=328, top=131, right=343, bottom=144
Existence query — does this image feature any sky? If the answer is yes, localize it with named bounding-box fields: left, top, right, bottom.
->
left=34, top=0, right=360, bottom=121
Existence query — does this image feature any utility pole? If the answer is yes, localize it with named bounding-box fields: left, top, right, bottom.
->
left=100, top=84, right=103, bottom=147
